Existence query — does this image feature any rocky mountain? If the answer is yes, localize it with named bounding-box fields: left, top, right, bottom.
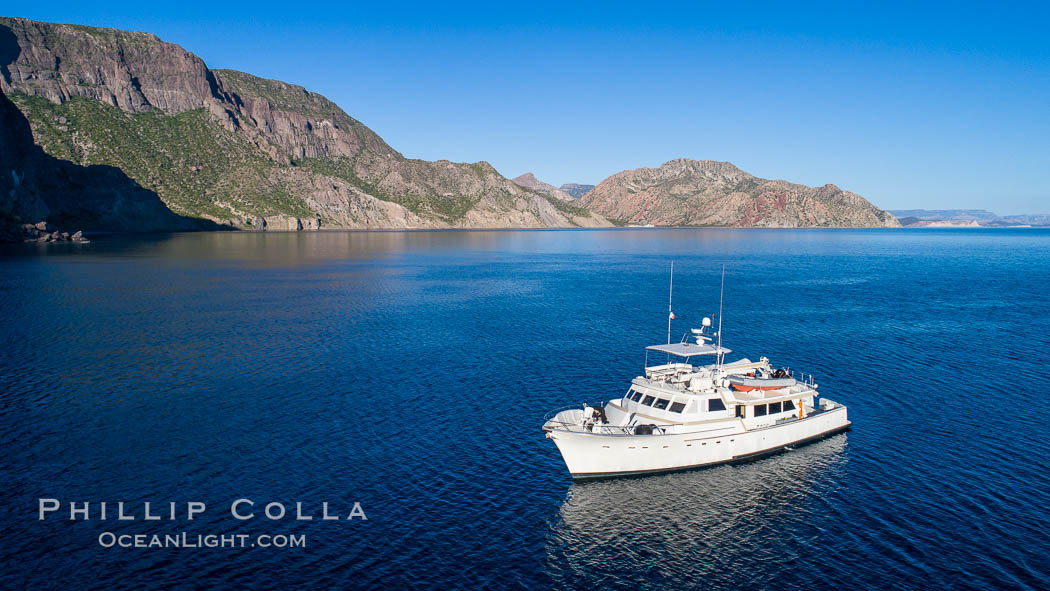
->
left=559, top=183, right=594, bottom=198
left=511, top=172, right=574, bottom=201
left=0, top=17, right=609, bottom=232
left=990, top=214, right=1050, bottom=227
left=580, top=159, right=900, bottom=227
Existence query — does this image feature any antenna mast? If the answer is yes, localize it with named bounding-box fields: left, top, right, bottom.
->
left=667, top=261, right=674, bottom=344
left=717, top=264, right=725, bottom=368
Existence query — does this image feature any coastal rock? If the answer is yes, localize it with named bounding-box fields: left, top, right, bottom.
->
left=259, top=215, right=303, bottom=231
left=2, top=222, right=88, bottom=242
left=580, top=159, right=900, bottom=228
left=246, top=214, right=321, bottom=231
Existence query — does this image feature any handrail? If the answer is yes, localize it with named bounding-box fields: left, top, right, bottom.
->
left=546, top=422, right=666, bottom=436
left=541, top=401, right=610, bottom=424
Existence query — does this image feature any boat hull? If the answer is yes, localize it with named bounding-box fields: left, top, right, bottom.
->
left=546, top=404, right=850, bottom=480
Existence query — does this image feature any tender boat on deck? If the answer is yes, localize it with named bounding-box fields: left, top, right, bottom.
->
left=542, top=313, right=851, bottom=480
left=728, top=370, right=796, bottom=391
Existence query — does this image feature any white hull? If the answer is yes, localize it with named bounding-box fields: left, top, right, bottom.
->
left=548, top=403, right=850, bottom=479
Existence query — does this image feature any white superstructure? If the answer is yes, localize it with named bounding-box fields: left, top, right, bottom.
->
left=542, top=283, right=850, bottom=480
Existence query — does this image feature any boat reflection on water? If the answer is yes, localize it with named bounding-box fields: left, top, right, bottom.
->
left=544, top=435, right=849, bottom=588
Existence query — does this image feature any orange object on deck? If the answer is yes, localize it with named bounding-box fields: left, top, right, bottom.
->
left=729, top=383, right=786, bottom=392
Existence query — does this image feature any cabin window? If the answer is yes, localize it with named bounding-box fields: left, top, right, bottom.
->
left=653, top=398, right=670, bottom=410
left=735, top=405, right=743, bottom=418
left=783, top=400, right=795, bottom=411
left=630, top=390, right=644, bottom=402
left=669, top=401, right=686, bottom=413
left=641, top=395, right=656, bottom=406
left=769, top=401, right=782, bottom=414
left=708, top=398, right=726, bottom=412
left=754, top=404, right=768, bottom=417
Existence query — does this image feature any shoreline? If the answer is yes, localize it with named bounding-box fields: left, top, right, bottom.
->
left=4, top=224, right=1047, bottom=244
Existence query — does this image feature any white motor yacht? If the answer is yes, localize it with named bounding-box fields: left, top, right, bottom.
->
left=542, top=273, right=850, bottom=479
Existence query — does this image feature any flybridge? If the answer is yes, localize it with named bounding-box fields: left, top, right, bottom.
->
left=645, top=321, right=731, bottom=365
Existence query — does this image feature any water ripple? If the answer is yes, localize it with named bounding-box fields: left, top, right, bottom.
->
left=1, top=229, right=1049, bottom=589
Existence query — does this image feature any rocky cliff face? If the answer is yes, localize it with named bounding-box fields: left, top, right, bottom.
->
left=0, top=21, right=217, bottom=115
left=580, top=159, right=900, bottom=228
left=0, top=17, right=609, bottom=231
left=511, top=172, right=574, bottom=201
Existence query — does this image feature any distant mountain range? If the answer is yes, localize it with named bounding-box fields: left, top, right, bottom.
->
left=1, top=17, right=900, bottom=235
left=509, top=178, right=596, bottom=200
left=889, top=209, right=1050, bottom=227
left=559, top=183, right=594, bottom=198
left=511, top=173, right=574, bottom=201
left=888, top=209, right=999, bottom=221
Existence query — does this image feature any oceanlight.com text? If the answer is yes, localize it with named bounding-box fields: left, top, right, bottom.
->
left=97, top=531, right=306, bottom=549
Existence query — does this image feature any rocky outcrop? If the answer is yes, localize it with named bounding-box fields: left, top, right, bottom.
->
left=0, top=21, right=217, bottom=115
left=511, top=173, right=574, bottom=201
left=0, top=221, right=90, bottom=243
left=559, top=183, right=594, bottom=198
left=0, top=17, right=609, bottom=231
left=580, top=159, right=900, bottom=228
left=211, top=69, right=398, bottom=163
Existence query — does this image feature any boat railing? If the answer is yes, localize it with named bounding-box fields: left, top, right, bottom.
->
left=542, top=402, right=608, bottom=424
left=563, top=423, right=642, bottom=435
left=543, top=402, right=676, bottom=436
left=818, top=398, right=841, bottom=411
left=546, top=421, right=670, bottom=436
left=644, top=363, right=693, bottom=382
left=789, top=370, right=819, bottom=388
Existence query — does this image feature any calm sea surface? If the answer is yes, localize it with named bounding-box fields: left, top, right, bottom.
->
left=2, top=228, right=1049, bottom=590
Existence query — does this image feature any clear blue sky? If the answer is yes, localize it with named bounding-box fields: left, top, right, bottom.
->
left=11, top=1, right=1050, bottom=214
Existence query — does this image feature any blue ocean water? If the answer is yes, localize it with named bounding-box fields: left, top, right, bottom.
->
left=1, top=228, right=1049, bottom=590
